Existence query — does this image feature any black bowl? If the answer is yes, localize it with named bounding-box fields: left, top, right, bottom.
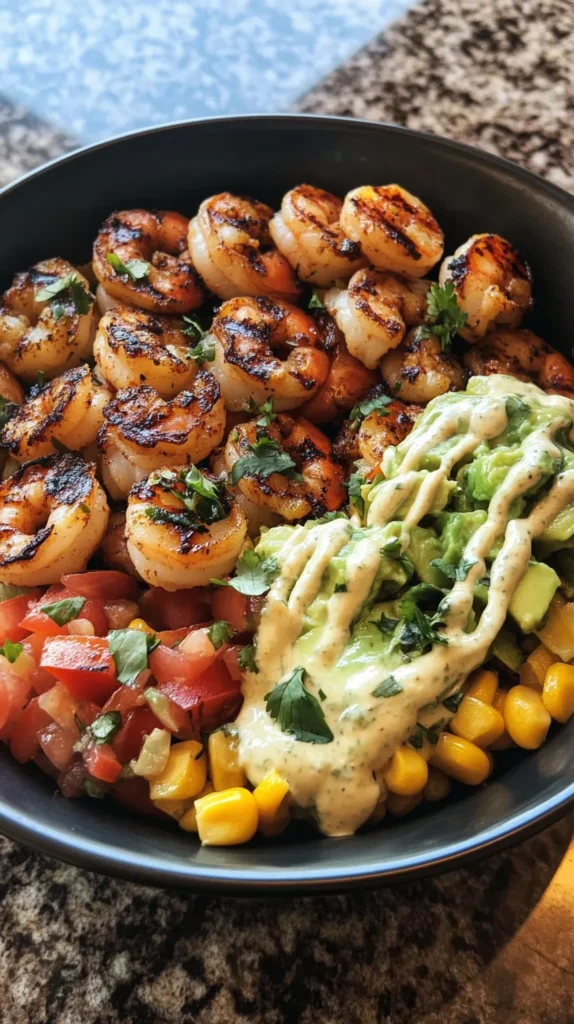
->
left=0, top=115, right=573, bottom=892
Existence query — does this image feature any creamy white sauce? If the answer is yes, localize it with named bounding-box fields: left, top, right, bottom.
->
left=235, top=376, right=574, bottom=836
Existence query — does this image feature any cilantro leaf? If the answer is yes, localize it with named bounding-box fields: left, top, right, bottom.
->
left=145, top=506, right=203, bottom=530
left=264, top=666, right=333, bottom=744
left=373, top=614, right=399, bottom=635
left=181, top=315, right=207, bottom=340
left=308, top=292, right=324, bottom=310
left=229, top=436, right=297, bottom=486
left=347, top=472, right=366, bottom=516
left=108, top=628, right=159, bottom=687
left=442, top=691, right=464, bottom=713
left=106, top=253, right=150, bottom=281
left=409, top=722, right=439, bottom=749
left=419, top=281, right=467, bottom=352
left=0, top=395, right=19, bottom=432
left=41, top=596, right=86, bottom=625
left=333, top=582, right=347, bottom=593
left=211, top=549, right=279, bottom=596
left=89, top=710, right=122, bottom=746
left=52, top=303, right=67, bottom=321
left=349, top=394, right=392, bottom=422
left=35, top=273, right=92, bottom=315
left=188, top=338, right=215, bottom=364
left=0, top=640, right=23, bottom=663
left=238, top=644, right=258, bottom=672
left=372, top=674, right=403, bottom=698
left=148, top=467, right=226, bottom=528
left=398, top=585, right=448, bottom=656
left=256, top=398, right=277, bottom=427
left=430, top=558, right=477, bottom=581
left=208, top=620, right=236, bottom=650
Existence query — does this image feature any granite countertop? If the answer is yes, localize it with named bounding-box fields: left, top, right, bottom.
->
left=1, top=0, right=574, bottom=1021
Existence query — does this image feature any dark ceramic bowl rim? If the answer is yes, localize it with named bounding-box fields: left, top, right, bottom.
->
left=0, top=113, right=573, bottom=892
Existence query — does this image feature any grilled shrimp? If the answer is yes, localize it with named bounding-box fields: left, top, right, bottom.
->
left=99, top=372, right=226, bottom=498
left=126, top=469, right=247, bottom=590
left=300, top=330, right=378, bottom=425
left=206, top=296, right=330, bottom=411
left=188, top=193, right=300, bottom=302
left=463, top=328, right=574, bottom=396
left=224, top=414, right=347, bottom=521
left=0, top=363, right=25, bottom=407
left=380, top=328, right=465, bottom=404
left=94, top=308, right=196, bottom=398
left=100, top=511, right=140, bottom=578
left=0, top=259, right=95, bottom=382
left=269, top=184, right=366, bottom=286
left=439, top=234, right=532, bottom=342
left=340, top=185, right=444, bottom=278
left=1, top=366, right=111, bottom=463
left=324, top=268, right=429, bottom=369
left=93, top=209, right=204, bottom=314
left=0, top=454, right=109, bottom=586
left=357, top=396, right=421, bottom=469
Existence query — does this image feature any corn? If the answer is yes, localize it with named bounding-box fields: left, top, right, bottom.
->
left=194, top=787, right=259, bottom=846
left=503, top=684, right=551, bottom=749
left=128, top=617, right=155, bottom=634
left=153, top=797, right=190, bottom=821
left=253, top=769, right=290, bottom=836
left=535, top=597, right=574, bottom=661
left=489, top=689, right=513, bottom=750
left=430, top=733, right=491, bottom=785
left=423, top=766, right=451, bottom=802
left=208, top=728, right=246, bottom=790
left=450, top=695, right=505, bottom=749
left=149, top=740, right=207, bottom=801
left=178, top=784, right=215, bottom=832
left=383, top=746, right=428, bottom=796
left=386, top=792, right=422, bottom=817
left=520, top=643, right=555, bottom=691
left=465, top=668, right=498, bottom=704
left=542, top=662, right=574, bottom=723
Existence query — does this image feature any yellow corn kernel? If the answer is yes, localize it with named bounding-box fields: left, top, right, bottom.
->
left=194, top=787, right=258, bottom=846
left=503, top=684, right=551, bottom=749
left=520, top=643, right=555, bottom=690
left=542, top=662, right=574, bottom=723
left=178, top=784, right=215, bottom=832
left=253, top=770, right=291, bottom=836
left=465, top=669, right=498, bottom=704
left=535, top=597, right=574, bottom=661
left=127, top=617, right=155, bottom=634
left=410, top=735, right=436, bottom=761
left=450, top=695, right=505, bottom=749
left=422, top=766, right=451, bottom=802
left=489, top=688, right=513, bottom=750
left=386, top=792, right=422, bottom=817
left=149, top=740, right=207, bottom=801
left=383, top=746, right=428, bottom=796
left=208, top=728, right=246, bottom=791
left=153, top=797, right=190, bottom=821
left=430, top=733, right=491, bottom=785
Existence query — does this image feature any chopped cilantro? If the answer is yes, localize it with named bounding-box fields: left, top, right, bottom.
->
left=211, top=549, right=279, bottom=597
left=349, top=393, right=392, bottom=422
left=430, top=558, right=477, bottom=581
left=0, top=640, right=23, bottom=663
left=264, top=666, right=333, bottom=744
left=347, top=472, right=366, bottom=516
left=419, top=281, right=467, bottom=352
left=238, top=644, right=258, bottom=672
left=35, top=272, right=92, bottom=315
left=229, top=435, right=298, bottom=486
left=208, top=620, right=236, bottom=650
left=106, top=253, right=150, bottom=281
left=108, top=628, right=160, bottom=687
left=89, top=711, right=122, bottom=746
left=372, top=675, right=403, bottom=698
left=41, top=596, right=86, bottom=625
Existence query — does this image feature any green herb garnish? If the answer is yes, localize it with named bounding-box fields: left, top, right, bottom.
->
left=264, top=666, right=334, bottom=744
left=372, top=675, right=403, bottom=698
left=188, top=338, right=215, bottom=364
left=238, top=644, right=258, bottom=673
left=89, top=710, right=122, bottom=746
left=208, top=620, right=236, bottom=650
left=229, top=435, right=298, bottom=486
left=108, top=628, right=160, bottom=687
left=0, top=396, right=19, bottom=432
left=146, top=467, right=226, bottom=532
left=211, top=549, right=279, bottom=597
left=420, top=281, right=467, bottom=352
left=373, top=614, right=399, bottom=635
left=0, top=640, right=23, bottom=663
left=430, top=558, right=477, bottom=581
left=106, top=253, right=150, bottom=281
left=308, top=292, right=324, bottom=310
left=41, top=596, right=86, bottom=625
left=256, top=398, right=277, bottom=427
left=347, top=472, right=366, bottom=516
left=443, top=691, right=464, bottom=713
left=35, top=273, right=92, bottom=315
left=349, top=394, right=392, bottom=422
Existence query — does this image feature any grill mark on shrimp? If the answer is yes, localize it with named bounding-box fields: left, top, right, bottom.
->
left=0, top=525, right=53, bottom=564
left=351, top=196, right=422, bottom=260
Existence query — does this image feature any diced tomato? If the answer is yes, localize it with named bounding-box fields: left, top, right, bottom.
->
left=102, top=682, right=146, bottom=716
left=222, top=645, right=244, bottom=682
left=38, top=681, right=78, bottom=730
left=57, top=757, right=86, bottom=797
left=83, top=742, right=122, bottom=783
left=158, top=659, right=242, bottom=730
left=114, top=776, right=165, bottom=818
left=0, top=660, right=33, bottom=739
left=76, top=700, right=101, bottom=727
left=113, top=706, right=162, bottom=763
left=41, top=636, right=117, bottom=703
left=38, top=721, right=77, bottom=771
left=149, top=629, right=218, bottom=688
left=139, top=586, right=211, bottom=630
left=0, top=680, right=11, bottom=731
left=21, top=586, right=108, bottom=638
left=103, top=599, right=139, bottom=630
left=33, top=749, right=60, bottom=779
left=21, top=634, right=54, bottom=694
left=211, top=587, right=252, bottom=633
left=0, top=593, right=34, bottom=642
left=62, top=571, right=140, bottom=601
left=156, top=625, right=195, bottom=647
left=9, top=697, right=53, bottom=762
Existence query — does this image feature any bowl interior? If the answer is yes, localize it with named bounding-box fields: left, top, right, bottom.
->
left=0, top=115, right=573, bottom=890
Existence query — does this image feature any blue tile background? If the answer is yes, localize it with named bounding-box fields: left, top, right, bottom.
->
left=0, top=0, right=413, bottom=143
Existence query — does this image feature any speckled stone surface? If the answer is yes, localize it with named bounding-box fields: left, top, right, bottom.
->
left=1, top=0, right=574, bottom=1021
left=297, top=0, right=574, bottom=192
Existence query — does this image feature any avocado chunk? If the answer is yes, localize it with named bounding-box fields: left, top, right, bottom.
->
left=509, top=561, right=560, bottom=633
left=491, top=626, right=524, bottom=672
